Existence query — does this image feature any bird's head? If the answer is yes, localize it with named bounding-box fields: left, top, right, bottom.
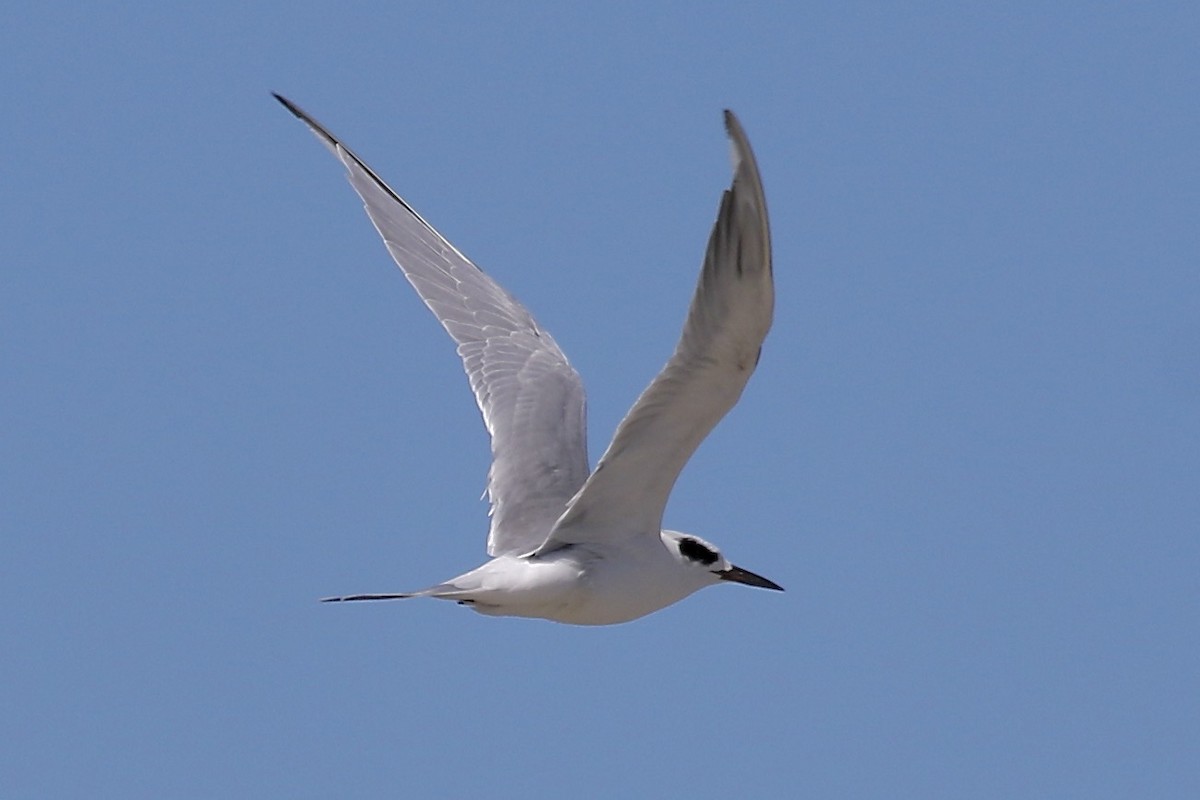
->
left=661, top=530, right=783, bottom=592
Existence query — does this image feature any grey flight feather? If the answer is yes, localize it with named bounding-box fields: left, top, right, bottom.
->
left=274, top=94, right=590, bottom=557
left=538, top=110, right=772, bottom=552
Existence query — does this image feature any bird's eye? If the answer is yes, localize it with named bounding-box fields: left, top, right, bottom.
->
left=678, top=537, right=719, bottom=565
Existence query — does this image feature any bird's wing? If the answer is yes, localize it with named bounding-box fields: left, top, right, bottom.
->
left=539, top=111, right=772, bottom=553
left=275, top=95, right=590, bottom=557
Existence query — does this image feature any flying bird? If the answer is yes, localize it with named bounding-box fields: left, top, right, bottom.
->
left=275, top=94, right=781, bottom=624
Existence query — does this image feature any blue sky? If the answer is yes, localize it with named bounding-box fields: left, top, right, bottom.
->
left=4, top=3, right=1198, bottom=797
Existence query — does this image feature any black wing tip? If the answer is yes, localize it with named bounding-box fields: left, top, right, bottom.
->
left=721, top=110, right=752, bottom=174
left=723, top=109, right=743, bottom=137
left=271, top=93, right=342, bottom=152
left=272, top=92, right=301, bottom=116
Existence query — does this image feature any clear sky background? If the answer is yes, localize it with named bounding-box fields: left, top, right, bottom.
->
left=4, top=3, right=1198, bottom=798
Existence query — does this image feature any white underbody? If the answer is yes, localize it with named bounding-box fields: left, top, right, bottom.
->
left=420, top=532, right=717, bottom=625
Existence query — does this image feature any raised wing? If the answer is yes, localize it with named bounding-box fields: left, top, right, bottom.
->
left=275, top=94, right=590, bottom=557
left=540, top=110, right=772, bottom=552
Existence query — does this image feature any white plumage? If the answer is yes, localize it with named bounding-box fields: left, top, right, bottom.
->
left=276, top=94, right=782, bottom=624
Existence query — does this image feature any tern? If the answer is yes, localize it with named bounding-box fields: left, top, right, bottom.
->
left=276, top=94, right=782, bottom=625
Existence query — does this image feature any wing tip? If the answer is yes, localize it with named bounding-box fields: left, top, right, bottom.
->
left=272, top=92, right=305, bottom=119
left=719, top=111, right=769, bottom=244
left=272, top=92, right=315, bottom=129
left=721, top=109, right=755, bottom=175
left=272, top=92, right=344, bottom=155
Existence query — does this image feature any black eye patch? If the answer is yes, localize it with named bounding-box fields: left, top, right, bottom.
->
left=678, top=537, right=719, bottom=565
